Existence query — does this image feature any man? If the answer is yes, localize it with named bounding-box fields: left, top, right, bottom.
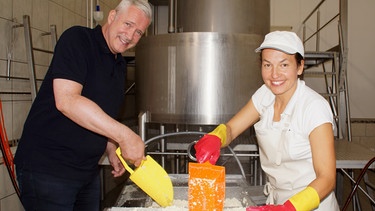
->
left=14, top=1, right=152, bottom=210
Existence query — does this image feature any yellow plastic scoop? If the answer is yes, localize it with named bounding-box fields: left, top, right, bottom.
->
left=188, top=162, right=225, bottom=211
left=116, top=148, right=173, bottom=207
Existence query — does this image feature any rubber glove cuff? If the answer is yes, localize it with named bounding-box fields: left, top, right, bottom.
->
left=289, top=186, right=320, bottom=211
left=209, top=124, right=227, bottom=147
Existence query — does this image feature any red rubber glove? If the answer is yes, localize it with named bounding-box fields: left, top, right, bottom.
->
left=246, top=200, right=296, bottom=211
left=194, top=134, right=222, bottom=165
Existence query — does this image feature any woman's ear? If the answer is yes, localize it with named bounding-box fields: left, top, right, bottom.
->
left=297, top=60, right=305, bottom=75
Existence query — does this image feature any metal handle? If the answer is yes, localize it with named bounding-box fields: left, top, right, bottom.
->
left=187, top=141, right=197, bottom=161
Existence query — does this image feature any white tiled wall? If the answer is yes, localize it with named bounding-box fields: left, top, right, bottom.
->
left=0, top=0, right=119, bottom=141
left=351, top=121, right=375, bottom=152
left=0, top=1, right=120, bottom=209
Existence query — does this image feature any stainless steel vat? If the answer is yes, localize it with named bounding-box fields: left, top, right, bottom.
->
left=136, top=33, right=264, bottom=124
left=135, top=0, right=270, bottom=125
left=176, top=0, right=270, bottom=35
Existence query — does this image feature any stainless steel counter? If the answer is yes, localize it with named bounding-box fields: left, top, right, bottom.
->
left=335, top=140, right=375, bottom=169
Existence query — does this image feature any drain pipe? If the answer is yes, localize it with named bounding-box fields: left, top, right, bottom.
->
left=153, top=5, right=158, bottom=35
left=138, top=111, right=148, bottom=141
left=168, top=0, right=175, bottom=33
left=90, top=0, right=93, bottom=28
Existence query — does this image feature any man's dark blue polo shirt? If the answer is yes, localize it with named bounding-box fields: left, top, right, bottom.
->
left=14, top=25, right=127, bottom=181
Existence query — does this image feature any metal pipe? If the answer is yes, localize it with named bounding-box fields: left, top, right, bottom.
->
left=0, top=92, right=31, bottom=95
left=303, top=14, right=339, bottom=44
left=344, top=73, right=352, bottom=141
left=125, top=82, right=135, bottom=95
left=153, top=5, right=158, bottom=35
left=90, top=0, right=93, bottom=28
left=6, top=54, right=11, bottom=80
left=302, top=23, right=306, bottom=45
left=338, top=21, right=352, bottom=141
left=174, top=0, right=178, bottom=32
left=316, top=9, right=320, bottom=51
left=50, top=25, right=57, bottom=48
left=32, top=47, right=54, bottom=54
left=86, top=0, right=89, bottom=27
left=138, top=111, right=147, bottom=141
left=302, top=0, right=326, bottom=24
left=168, top=0, right=175, bottom=33
left=6, top=21, right=16, bottom=80
left=160, top=124, right=165, bottom=168
left=0, top=75, right=30, bottom=80
left=23, top=15, right=38, bottom=101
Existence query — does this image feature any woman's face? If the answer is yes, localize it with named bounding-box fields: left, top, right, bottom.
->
left=261, top=48, right=304, bottom=99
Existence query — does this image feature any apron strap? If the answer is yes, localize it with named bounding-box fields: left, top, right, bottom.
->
left=264, top=182, right=275, bottom=205
left=275, top=120, right=291, bottom=166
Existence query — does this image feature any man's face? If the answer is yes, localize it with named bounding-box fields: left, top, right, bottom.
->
left=106, top=5, right=150, bottom=54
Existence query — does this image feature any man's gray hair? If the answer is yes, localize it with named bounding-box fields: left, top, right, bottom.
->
left=115, top=0, right=152, bottom=21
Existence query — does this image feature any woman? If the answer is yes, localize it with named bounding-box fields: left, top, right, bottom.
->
left=194, top=31, right=339, bottom=210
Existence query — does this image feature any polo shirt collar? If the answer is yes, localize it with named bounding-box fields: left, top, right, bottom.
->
left=94, top=25, right=123, bottom=60
left=93, top=25, right=110, bottom=53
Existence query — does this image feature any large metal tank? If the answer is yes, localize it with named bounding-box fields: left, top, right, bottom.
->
left=176, top=0, right=270, bottom=35
left=135, top=0, right=270, bottom=125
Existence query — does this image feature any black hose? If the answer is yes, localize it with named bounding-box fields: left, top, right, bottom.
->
left=144, top=131, right=247, bottom=179
left=341, top=156, right=375, bottom=211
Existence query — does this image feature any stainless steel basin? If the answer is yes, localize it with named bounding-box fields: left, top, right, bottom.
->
left=108, top=174, right=256, bottom=210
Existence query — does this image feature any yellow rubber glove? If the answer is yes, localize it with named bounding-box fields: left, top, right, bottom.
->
left=208, top=124, right=227, bottom=147
left=289, top=186, right=320, bottom=211
left=246, top=186, right=319, bottom=211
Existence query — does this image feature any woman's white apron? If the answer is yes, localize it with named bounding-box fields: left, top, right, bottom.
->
left=254, top=112, right=339, bottom=210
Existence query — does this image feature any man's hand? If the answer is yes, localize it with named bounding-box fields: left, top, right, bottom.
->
left=106, top=141, right=126, bottom=177
left=108, top=153, right=126, bottom=177
left=117, top=132, right=145, bottom=167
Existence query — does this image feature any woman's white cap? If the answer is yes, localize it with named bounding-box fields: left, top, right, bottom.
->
left=255, top=31, right=304, bottom=57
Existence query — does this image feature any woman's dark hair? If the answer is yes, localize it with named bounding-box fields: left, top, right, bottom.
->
left=295, top=53, right=304, bottom=67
